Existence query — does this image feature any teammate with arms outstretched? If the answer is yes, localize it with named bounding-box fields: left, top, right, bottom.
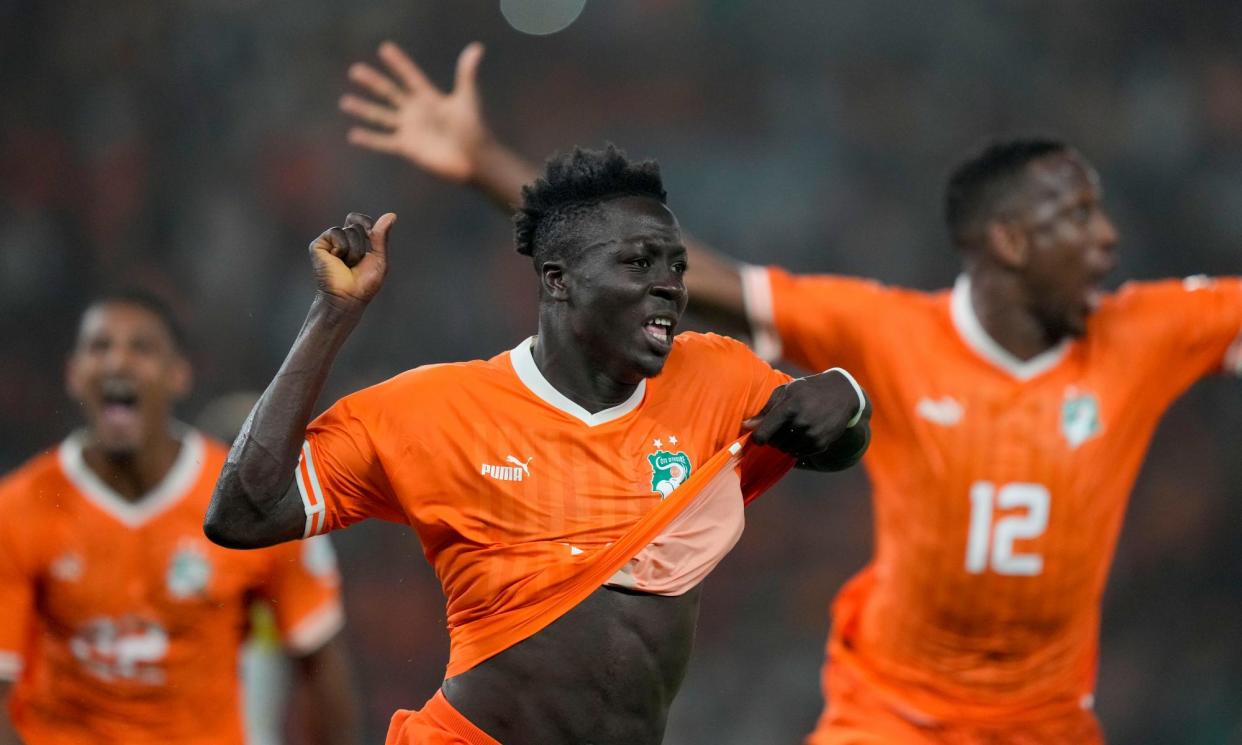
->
left=204, top=146, right=870, bottom=745
left=0, top=293, right=358, bottom=745
left=341, top=42, right=1242, bottom=744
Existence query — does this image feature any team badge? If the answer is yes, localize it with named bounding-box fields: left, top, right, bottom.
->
left=1061, top=388, right=1102, bottom=449
left=166, top=542, right=212, bottom=599
left=647, top=450, right=692, bottom=499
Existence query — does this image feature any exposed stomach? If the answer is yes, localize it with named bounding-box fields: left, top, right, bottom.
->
left=442, top=584, right=701, bottom=745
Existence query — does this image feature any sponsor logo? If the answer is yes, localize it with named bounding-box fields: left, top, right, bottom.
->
left=482, top=455, right=533, bottom=482
left=916, top=396, right=964, bottom=426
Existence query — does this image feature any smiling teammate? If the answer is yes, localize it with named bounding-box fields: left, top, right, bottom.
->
left=203, top=146, right=870, bottom=744
left=340, top=42, right=1242, bottom=743
left=0, top=293, right=358, bottom=745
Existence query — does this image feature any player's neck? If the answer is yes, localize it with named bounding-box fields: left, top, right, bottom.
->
left=81, top=427, right=183, bottom=503
left=968, top=272, right=1064, bottom=362
left=529, top=331, right=641, bottom=415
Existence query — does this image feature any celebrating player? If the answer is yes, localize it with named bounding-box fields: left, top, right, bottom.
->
left=340, top=42, right=1242, bottom=743
left=0, top=293, right=358, bottom=745
left=204, top=145, right=870, bottom=744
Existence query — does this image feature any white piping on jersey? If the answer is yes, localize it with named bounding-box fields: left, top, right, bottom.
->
left=950, top=274, right=1072, bottom=381
left=57, top=427, right=205, bottom=528
left=508, top=337, right=646, bottom=427
left=295, top=441, right=328, bottom=538
left=740, top=264, right=783, bottom=362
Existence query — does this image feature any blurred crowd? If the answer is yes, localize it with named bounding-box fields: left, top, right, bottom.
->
left=3, top=0, right=1241, bottom=742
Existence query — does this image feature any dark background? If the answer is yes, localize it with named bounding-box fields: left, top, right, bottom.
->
left=2, top=1, right=1241, bottom=742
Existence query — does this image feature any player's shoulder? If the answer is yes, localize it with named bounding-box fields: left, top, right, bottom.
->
left=343, top=357, right=503, bottom=408
left=0, top=445, right=71, bottom=511
left=669, top=331, right=757, bottom=365
left=1095, top=276, right=1232, bottom=322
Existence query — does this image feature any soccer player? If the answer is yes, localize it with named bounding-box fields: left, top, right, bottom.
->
left=340, top=42, right=1242, bottom=744
left=203, top=145, right=870, bottom=744
left=0, top=293, right=359, bottom=745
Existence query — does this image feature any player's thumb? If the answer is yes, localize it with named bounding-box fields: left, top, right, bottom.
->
left=369, top=213, right=397, bottom=256
left=456, top=42, right=484, bottom=94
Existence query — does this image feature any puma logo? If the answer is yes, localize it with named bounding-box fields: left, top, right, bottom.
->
left=482, top=456, right=533, bottom=482
left=505, top=455, right=533, bottom=476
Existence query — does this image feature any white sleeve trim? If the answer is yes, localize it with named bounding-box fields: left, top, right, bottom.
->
left=1225, top=327, right=1242, bottom=376
left=827, top=367, right=867, bottom=428
left=0, top=651, right=22, bottom=681
left=284, top=599, right=345, bottom=655
left=740, top=264, right=783, bottom=362
left=295, top=441, right=328, bottom=538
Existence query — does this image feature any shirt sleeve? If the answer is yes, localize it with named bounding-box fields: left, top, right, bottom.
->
left=741, top=265, right=890, bottom=375
left=255, top=535, right=345, bottom=655
left=295, top=392, right=407, bottom=539
left=0, top=488, right=35, bottom=681
left=1114, top=277, right=1242, bottom=391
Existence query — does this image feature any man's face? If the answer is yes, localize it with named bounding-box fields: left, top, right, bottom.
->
left=551, top=195, right=689, bottom=382
left=65, top=302, right=190, bottom=457
left=1008, top=152, right=1119, bottom=337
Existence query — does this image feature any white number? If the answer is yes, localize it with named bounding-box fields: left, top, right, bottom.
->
left=964, top=481, right=1050, bottom=576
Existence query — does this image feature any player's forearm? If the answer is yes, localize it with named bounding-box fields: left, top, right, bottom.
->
left=683, top=235, right=748, bottom=335
left=206, top=294, right=363, bottom=548
left=466, top=135, right=539, bottom=212
left=294, top=637, right=361, bottom=745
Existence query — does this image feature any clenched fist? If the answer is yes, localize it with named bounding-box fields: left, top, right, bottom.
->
left=308, top=211, right=396, bottom=311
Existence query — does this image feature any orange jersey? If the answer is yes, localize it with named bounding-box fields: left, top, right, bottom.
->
left=744, top=267, right=1242, bottom=724
left=293, top=332, right=791, bottom=678
left=0, top=430, right=344, bottom=745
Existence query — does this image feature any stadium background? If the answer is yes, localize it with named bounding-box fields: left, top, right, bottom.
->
left=3, top=1, right=1242, bottom=742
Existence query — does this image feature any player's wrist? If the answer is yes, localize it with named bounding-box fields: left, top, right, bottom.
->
left=825, top=367, right=867, bottom=428
left=310, top=291, right=370, bottom=327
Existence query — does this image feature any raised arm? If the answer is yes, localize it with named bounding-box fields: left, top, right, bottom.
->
left=340, top=42, right=750, bottom=333
left=203, top=212, right=396, bottom=549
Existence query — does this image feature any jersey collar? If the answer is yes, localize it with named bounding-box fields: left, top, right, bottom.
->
left=509, top=337, right=647, bottom=427
left=58, top=426, right=205, bottom=528
left=950, top=274, right=1071, bottom=381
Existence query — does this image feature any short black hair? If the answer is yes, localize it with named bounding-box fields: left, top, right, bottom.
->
left=944, top=137, right=1071, bottom=249
left=514, top=144, right=667, bottom=266
left=82, top=289, right=187, bottom=353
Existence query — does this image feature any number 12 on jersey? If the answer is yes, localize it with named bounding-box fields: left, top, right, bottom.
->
left=965, top=481, right=1050, bottom=576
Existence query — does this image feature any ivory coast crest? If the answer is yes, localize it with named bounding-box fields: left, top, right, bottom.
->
left=647, top=450, right=692, bottom=499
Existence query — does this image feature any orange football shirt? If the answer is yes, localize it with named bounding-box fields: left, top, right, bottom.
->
left=0, top=430, right=344, bottom=745
left=293, top=332, right=792, bottom=677
left=744, top=267, right=1242, bottom=725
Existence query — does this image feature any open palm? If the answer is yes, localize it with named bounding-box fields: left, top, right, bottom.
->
left=341, top=42, right=488, bottom=184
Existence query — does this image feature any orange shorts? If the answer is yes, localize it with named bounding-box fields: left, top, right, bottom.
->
left=806, top=661, right=1105, bottom=745
left=385, top=690, right=500, bottom=745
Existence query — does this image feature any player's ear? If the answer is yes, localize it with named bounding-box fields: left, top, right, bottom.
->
left=985, top=219, right=1028, bottom=269
left=540, top=259, right=570, bottom=301
left=65, top=350, right=86, bottom=402
left=167, top=354, right=193, bottom=400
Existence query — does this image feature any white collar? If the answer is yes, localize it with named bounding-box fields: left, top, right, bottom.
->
left=508, top=337, right=647, bottom=427
left=58, top=426, right=205, bottom=527
left=949, top=274, right=1071, bottom=381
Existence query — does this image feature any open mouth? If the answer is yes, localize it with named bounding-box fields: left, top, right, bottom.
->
left=99, top=380, right=141, bottom=428
left=642, top=315, right=676, bottom=351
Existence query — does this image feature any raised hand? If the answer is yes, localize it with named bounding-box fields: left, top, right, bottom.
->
left=308, top=212, right=397, bottom=311
left=341, top=41, right=489, bottom=184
